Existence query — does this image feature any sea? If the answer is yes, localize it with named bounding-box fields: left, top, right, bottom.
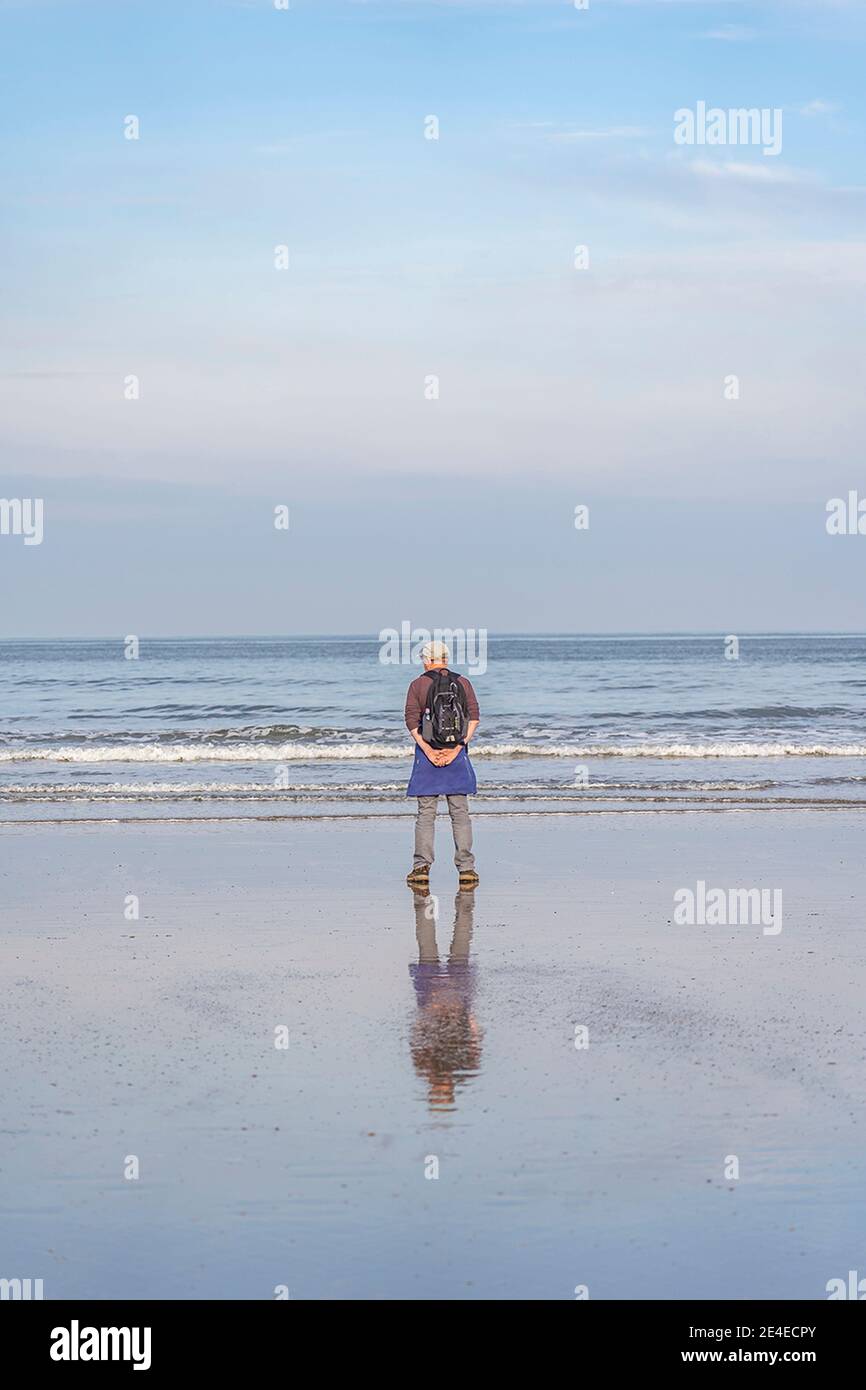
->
left=2, top=633, right=866, bottom=821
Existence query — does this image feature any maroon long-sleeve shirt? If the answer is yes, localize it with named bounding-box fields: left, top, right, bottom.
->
left=404, top=671, right=480, bottom=734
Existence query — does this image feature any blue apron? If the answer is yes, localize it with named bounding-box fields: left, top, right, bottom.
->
left=406, top=744, right=477, bottom=797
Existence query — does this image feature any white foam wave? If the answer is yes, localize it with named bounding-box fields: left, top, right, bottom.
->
left=0, top=781, right=404, bottom=795
left=0, top=742, right=405, bottom=763
left=1, top=740, right=865, bottom=764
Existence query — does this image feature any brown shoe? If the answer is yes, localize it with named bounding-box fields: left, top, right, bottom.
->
left=406, top=864, right=431, bottom=887
left=458, top=869, right=479, bottom=888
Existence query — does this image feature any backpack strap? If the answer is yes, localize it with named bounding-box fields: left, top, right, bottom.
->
left=422, top=667, right=451, bottom=692
left=419, top=670, right=441, bottom=743
left=423, top=669, right=466, bottom=703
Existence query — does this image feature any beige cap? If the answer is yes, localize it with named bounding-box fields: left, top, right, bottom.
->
left=421, top=639, right=450, bottom=662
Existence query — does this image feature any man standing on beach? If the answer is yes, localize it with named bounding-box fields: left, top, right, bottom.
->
left=405, top=640, right=480, bottom=889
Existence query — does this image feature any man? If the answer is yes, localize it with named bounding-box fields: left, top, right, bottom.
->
left=404, top=640, right=480, bottom=889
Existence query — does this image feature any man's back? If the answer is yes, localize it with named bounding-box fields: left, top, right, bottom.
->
left=404, top=671, right=480, bottom=735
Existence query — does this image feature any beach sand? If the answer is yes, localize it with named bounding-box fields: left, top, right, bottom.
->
left=2, top=808, right=864, bottom=1300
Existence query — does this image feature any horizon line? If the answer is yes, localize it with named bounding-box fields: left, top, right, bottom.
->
left=3, top=631, right=866, bottom=643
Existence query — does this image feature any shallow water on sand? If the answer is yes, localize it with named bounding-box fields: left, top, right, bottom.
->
left=1, top=813, right=864, bottom=1299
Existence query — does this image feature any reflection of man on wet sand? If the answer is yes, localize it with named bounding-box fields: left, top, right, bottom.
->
left=409, top=890, right=483, bottom=1112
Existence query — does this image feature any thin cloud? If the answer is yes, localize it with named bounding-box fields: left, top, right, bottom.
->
left=547, top=126, right=650, bottom=143
left=701, top=25, right=755, bottom=41
left=0, top=369, right=111, bottom=380
left=800, top=99, right=840, bottom=117
left=688, top=159, right=808, bottom=185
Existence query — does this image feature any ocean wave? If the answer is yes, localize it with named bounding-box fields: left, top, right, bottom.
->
left=0, top=724, right=335, bottom=746
left=0, top=777, right=792, bottom=796
left=0, top=742, right=407, bottom=763
left=0, top=783, right=407, bottom=800
left=1, top=740, right=866, bottom=764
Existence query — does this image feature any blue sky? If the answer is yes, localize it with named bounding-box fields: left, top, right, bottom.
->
left=1, top=0, right=865, bottom=634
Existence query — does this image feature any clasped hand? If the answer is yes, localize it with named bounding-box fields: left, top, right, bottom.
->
left=421, top=743, right=462, bottom=767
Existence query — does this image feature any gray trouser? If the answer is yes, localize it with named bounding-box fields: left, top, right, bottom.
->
left=414, top=795, right=475, bottom=871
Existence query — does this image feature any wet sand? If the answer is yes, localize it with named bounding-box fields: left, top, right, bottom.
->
left=1, top=810, right=864, bottom=1300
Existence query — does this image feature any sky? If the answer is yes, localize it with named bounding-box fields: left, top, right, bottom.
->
left=1, top=0, right=865, bottom=635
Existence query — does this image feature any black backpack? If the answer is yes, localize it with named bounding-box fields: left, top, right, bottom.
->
left=421, top=669, right=468, bottom=749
